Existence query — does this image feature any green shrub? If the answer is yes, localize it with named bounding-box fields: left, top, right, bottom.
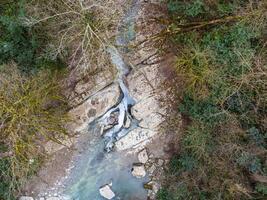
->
left=160, top=0, right=267, bottom=199
left=169, top=154, right=198, bottom=174
left=179, top=95, right=227, bottom=126
left=183, top=123, right=212, bottom=160
left=171, top=184, right=192, bottom=200
left=174, top=42, right=215, bottom=97
left=168, top=0, right=205, bottom=17
left=255, top=183, right=267, bottom=196
left=0, top=0, right=65, bottom=73
left=157, top=188, right=173, bottom=200
left=236, top=152, right=262, bottom=174
left=0, top=1, right=32, bottom=68
left=247, top=127, right=266, bottom=147
left=167, top=0, right=245, bottom=20
left=202, top=23, right=258, bottom=77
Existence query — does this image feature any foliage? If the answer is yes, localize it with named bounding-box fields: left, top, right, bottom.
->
left=179, top=95, right=227, bottom=125
left=169, top=154, right=198, bottom=174
left=157, top=188, right=174, bottom=200
left=159, top=0, right=267, bottom=199
left=174, top=43, right=214, bottom=97
left=255, top=183, right=267, bottom=196
left=0, top=0, right=65, bottom=73
left=182, top=123, right=212, bottom=160
left=167, top=0, right=255, bottom=19
left=168, top=0, right=205, bottom=17
left=0, top=63, right=69, bottom=199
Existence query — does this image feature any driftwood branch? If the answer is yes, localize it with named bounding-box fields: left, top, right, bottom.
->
left=136, top=10, right=262, bottom=47
left=250, top=173, right=267, bottom=184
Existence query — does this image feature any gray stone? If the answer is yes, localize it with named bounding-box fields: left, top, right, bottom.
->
left=115, top=127, right=155, bottom=151
left=131, top=97, right=161, bottom=121
left=99, top=184, right=115, bottom=199
left=132, top=163, right=146, bottom=178
left=46, top=197, right=60, bottom=200
left=124, top=115, right=131, bottom=128
left=148, top=164, right=156, bottom=175
left=152, top=181, right=161, bottom=193
left=157, top=158, right=164, bottom=166
left=19, top=197, right=34, bottom=200
left=146, top=181, right=161, bottom=199
left=138, top=148, right=149, bottom=164
left=149, top=153, right=155, bottom=159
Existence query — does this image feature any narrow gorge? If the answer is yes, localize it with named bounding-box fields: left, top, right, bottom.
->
left=21, top=1, right=174, bottom=199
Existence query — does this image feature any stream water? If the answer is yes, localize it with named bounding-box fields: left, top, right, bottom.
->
left=62, top=1, right=148, bottom=199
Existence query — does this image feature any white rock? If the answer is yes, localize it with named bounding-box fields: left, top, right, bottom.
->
left=132, top=163, right=146, bottom=178
left=138, top=148, right=149, bottom=164
left=139, top=112, right=164, bottom=130
left=99, top=184, right=115, bottom=199
left=69, top=84, right=120, bottom=132
left=152, top=181, right=161, bottom=194
left=46, top=197, right=60, bottom=200
left=131, top=97, right=162, bottom=121
left=157, top=158, right=164, bottom=166
left=70, top=69, right=114, bottom=106
left=19, top=197, right=34, bottom=200
left=124, top=115, right=131, bottom=128
left=146, top=181, right=161, bottom=199
left=127, top=65, right=166, bottom=130
left=127, top=70, right=154, bottom=101
left=115, top=127, right=155, bottom=151
left=148, top=164, right=157, bottom=175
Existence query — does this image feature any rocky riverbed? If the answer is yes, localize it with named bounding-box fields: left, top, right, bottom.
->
left=21, top=1, right=179, bottom=199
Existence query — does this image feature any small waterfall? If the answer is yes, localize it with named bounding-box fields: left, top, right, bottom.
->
left=62, top=1, right=148, bottom=199
left=100, top=47, right=138, bottom=152
left=98, top=1, right=140, bottom=152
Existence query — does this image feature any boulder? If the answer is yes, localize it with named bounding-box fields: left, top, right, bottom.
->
left=138, top=149, right=149, bottom=164
left=147, top=164, right=156, bottom=175
left=19, top=197, right=34, bottom=200
left=124, top=115, right=131, bottom=128
left=145, top=181, right=161, bottom=199
left=156, top=158, right=164, bottom=167
left=99, top=184, right=115, bottom=199
left=132, top=163, right=146, bottom=178
left=143, top=182, right=153, bottom=190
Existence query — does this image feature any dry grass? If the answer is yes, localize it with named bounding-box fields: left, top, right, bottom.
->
left=175, top=44, right=214, bottom=98
left=23, top=0, right=122, bottom=78
left=0, top=63, right=69, bottom=198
